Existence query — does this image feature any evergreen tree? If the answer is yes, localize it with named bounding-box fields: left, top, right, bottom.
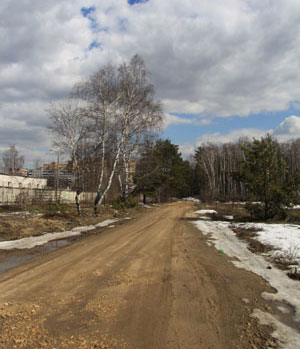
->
left=134, top=141, right=161, bottom=203
left=135, top=139, right=189, bottom=202
left=238, top=135, right=299, bottom=219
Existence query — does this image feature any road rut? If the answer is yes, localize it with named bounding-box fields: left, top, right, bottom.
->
left=0, top=202, right=278, bottom=348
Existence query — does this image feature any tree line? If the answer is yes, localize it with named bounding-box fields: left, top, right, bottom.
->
left=3, top=54, right=300, bottom=219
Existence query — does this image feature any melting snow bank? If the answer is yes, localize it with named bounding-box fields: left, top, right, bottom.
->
left=232, top=222, right=300, bottom=263
left=0, top=218, right=122, bottom=250
left=195, top=209, right=217, bottom=215
left=182, top=197, right=201, bottom=203
left=193, top=219, right=300, bottom=348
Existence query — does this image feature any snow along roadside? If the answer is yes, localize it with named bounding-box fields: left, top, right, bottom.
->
left=193, top=219, right=300, bottom=349
left=0, top=218, right=124, bottom=250
left=231, top=222, right=300, bottom=263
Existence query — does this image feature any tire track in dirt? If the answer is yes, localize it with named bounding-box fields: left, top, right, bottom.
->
left=0, top=202, right=279, bottom=348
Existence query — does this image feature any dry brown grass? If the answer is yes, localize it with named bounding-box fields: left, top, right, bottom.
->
left=0, top=204, right=140, bottom=242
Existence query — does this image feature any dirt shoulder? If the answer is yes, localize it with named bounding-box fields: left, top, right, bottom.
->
left=0, top=202, right=278, bottom=348
left=0, top=204, right=138, bottom=241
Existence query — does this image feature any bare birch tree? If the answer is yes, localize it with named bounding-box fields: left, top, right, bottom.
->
left=117, top=55, right=162, bottom=199
left=74, top=55, right=162, bottom=209
left=48, top=98, right=87, bottom=187
left=47, top=55, right=162, bottom=210
left=2, top=145, right=24, bottom=174
left=73, top=64, right=121, bottom=195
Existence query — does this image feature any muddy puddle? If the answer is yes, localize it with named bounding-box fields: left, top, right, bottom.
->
left=0, top=217, right=125, bottom=275
left=266, top=298, right=300, bottom=333
left=0, top=236, right=81, bottom=274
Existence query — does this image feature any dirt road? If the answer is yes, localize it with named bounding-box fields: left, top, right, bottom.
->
left=0, top=202, right=277, bottom=348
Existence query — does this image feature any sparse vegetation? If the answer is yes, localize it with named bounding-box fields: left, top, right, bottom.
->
left=232, top=226, right=273, bottom=254
left=271, top=244, right=300, bottom=269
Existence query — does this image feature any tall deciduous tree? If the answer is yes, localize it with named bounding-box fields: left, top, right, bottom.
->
left=48, top=98, right=88, bottom=187
left=73, top=64, right=120, bottom=193
left=117, top=55, right=162, bottom=199
left=74, top=55, right=162, bottom=206
left=48, top=55, right=162, bottom=208
left=2, top=145, right=24, bottom=174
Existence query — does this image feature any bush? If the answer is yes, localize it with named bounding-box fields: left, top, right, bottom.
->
left=45, top=202, right=68, bottom=215
left=112, top=195, right=137, bottom=210
left=27, top=205, right=43, bottom=214
left=245, top=202, right=288, bottom=221
left=245, top=203, right=265, bottom=220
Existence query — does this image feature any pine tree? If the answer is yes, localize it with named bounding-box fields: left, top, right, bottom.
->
left=238, top=135, right=299, bottom=219
left=135, top=139, right=188, bottom=202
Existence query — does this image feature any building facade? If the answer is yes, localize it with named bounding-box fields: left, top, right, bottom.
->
left=0, top=173, right=47, bottom=189
left=28, top=162, right=74, bottom=189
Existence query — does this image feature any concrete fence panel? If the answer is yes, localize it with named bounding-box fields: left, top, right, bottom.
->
left=0, top=187, right=96, bottom=205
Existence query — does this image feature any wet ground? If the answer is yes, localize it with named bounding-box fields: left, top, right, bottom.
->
left=0, top=235, right=82, bottom=274
left=0, top=203, right=299, bottom=347
left=266, top=298, right=300, bottom=333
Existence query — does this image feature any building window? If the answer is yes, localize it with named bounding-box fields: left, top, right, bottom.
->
left=19, top=183, right=22, bottom=188
left=8, top=182, right=12, bottom=187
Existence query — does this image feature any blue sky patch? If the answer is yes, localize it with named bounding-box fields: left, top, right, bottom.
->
left=128, top=0, right=149, bottom=5
left=88, top=41, right=102, bottom=51
left=81, top=6, right=108, bottom=33
left=81, top=6, right=96, bottom=17
left=162, top=107, right=300, bottom=145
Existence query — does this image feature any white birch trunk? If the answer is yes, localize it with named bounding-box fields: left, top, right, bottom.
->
left=123, top=148, right=129, bottom=197
left=98, top=140, right=122, bottom=206
left=98, top=136, right=105, bottom=190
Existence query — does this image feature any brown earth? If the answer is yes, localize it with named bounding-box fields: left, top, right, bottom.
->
left=0, top=201, right=279, bottom=348
left=0, top=205, right=128, bottom=241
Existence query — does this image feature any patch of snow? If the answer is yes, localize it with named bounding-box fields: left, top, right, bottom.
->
left=277, top=306, right=291, bottom=314
left=198, top=216, right=212, bottom=220
left=194, top=209, right=217, bottom=215
left=72, top=225, right=96, bottom=233
left=251, top=309, right=300, bottom=349
left=95, top=219, right=119, bottom=227
left=193, top=219, right=300, bottom=348
left=0, top=218, right=128, bottom=250
left=138, top=203, right=154, bottom=208
left=223, top=201, right=246, bottom=205
left=232, top=222, right=300, bottom=263
left=182, top=197, right=201, bottom=203
left=223, top=215, right=234, bottom=220
left=0, top=211, right=31, bottom=217
left=0, top=231, right=82, bottom=250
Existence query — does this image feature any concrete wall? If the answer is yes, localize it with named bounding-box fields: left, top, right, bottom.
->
left=0, top=187, right=96, bottom=205
left=0, top=174, right=47, bottom=189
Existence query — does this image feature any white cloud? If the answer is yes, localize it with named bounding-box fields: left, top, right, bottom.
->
left=163, top=114, right=196, bottom=128
left=196, top=128, right=267, bottom=145
left=162, top=113, right=212, bottom=129
left=178, top=115, right=300, bottom=158
left=2, top=1, right=300, bottom=164
left=271, top=115, right=300, bottom=142
left=178, top=143, right=196, bottom=159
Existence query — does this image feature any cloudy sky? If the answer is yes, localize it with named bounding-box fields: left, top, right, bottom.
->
left=1, top=0, right=300, bottom=165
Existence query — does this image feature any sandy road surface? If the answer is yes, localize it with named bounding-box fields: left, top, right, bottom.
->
left=0, top=202, right=277, bottom=348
